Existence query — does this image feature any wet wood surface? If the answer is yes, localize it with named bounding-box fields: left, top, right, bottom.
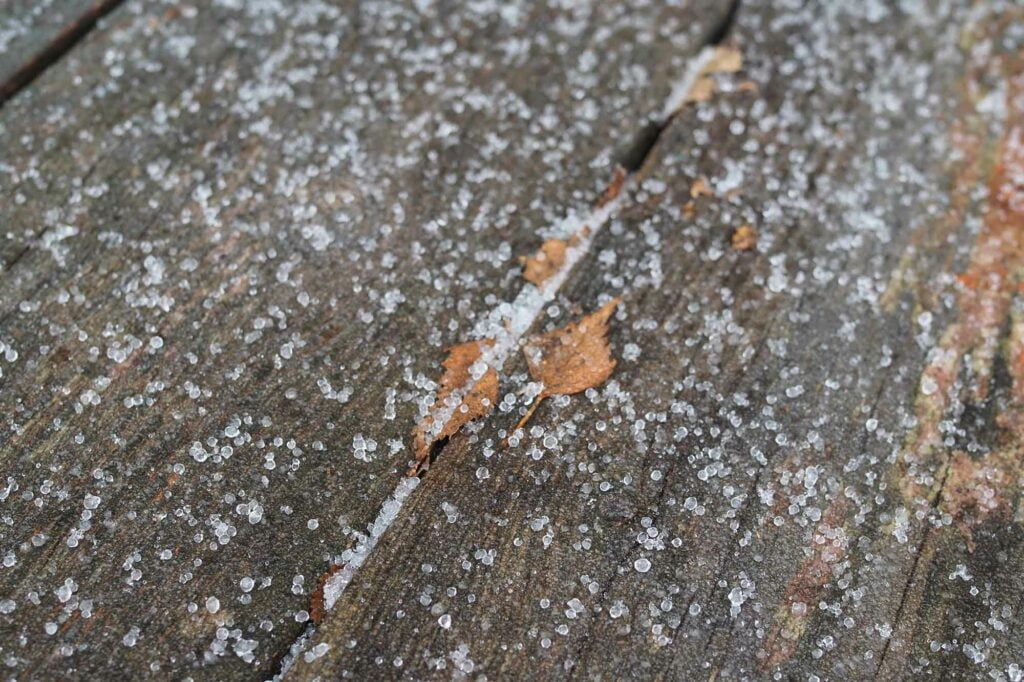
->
left=1, top=0, right=1023, bottom=680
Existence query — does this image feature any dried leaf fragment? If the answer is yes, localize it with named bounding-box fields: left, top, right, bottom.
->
left=690, top=177, right=713, bottom=198
left=514, top=299, right=621, bottom=433
left=411, top=339, right=498, bottom=474
left=685, top=76, right=716, bottom=103
left=682, top=44, right=744, bottom=105
left=597, top=166, right=628, bottom=208
left=310, top=564, right=341, bottom=624
left=521, top=233, right=582, bottom=286
left=707, top=44, right=743, bottom=73
left=732, top=224, right=757, bottom=251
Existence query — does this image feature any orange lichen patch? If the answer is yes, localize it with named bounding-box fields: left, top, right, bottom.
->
left=682, top=201, right=696, bottom=220
left=310, top=564, right=342, bottom=625
left=759, top=498, right=849, bottom=670
left=521, top=234, right=582, bottom=286
left=956, top=272, right=981, bottom=290
left=939, top=310, right=1024, bottom=549
left=411, top=339, right=498, bottom=475
left=894, top=57, right=1024, bottom=505
left=941, top=451, right=1014, bottom=552
left=690, top=177, right=713, bottom=199
left=597, top=166, right=628, bottom=209
left=731, top=224, right=757, bottom=251
left=513, top=299, right=620, bottom=433
left=880, top=66, right=994, bottom=312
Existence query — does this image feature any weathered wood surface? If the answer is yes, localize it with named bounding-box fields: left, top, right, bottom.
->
left=0, top=0, right=121, bottom=104
left=290, top=2, right=1024, bottom=681
left=3, top=0, right=1024, bottom=680
left=0, top=0, right=736, bottom=678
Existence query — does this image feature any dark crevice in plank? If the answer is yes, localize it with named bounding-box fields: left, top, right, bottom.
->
left=419, top=435, right=451, bottom=477
left=616, top=0, right=741, bottom=173
left=617, top=120, right=666, bottom=174
left=704, top=0, right=740, bottom=46
left=0, top=0, right=123, bottom=107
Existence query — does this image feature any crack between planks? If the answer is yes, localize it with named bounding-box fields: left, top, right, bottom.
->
left=271, top=3, right=743, bottom=676
left=0, top=0, right=125, bottom=107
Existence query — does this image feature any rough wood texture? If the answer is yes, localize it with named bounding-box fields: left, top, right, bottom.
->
left=290, top=2, right=1024, bottom=680
left=4, top=0, right=1024, bottom=680
left=0, top=0, right=734, bottom=678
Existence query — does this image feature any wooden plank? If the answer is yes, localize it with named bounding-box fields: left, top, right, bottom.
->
left=289, top=2, right=1024, bottom=679
left=0, top=0, right=121, bottom=105
left=0, top=0, right=734, bottom=678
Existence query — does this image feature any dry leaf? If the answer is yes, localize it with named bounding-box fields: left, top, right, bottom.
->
left=522, top=239, right=568, bottom=286
left=707, top=44, right=743, bottom=73
left=690, top=177, right=713, bottom=198
left=514, top=299, right=620, bottom=433
left=309, top=564, right=341, bottom=625
left=682, top=45, right=744, bottom=105
left=521, top=233, right=583, bottom=286
left=685, top=76, right=716, bottom=103
left=411, top=339, right=498, bottom=474
left=732, top=224, right=757, bottom=251
left=597, top=166, right=629, bottom=208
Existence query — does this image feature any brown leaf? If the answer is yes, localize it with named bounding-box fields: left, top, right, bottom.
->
left=521, top=233, right=583, bottom=286
left=309, top=564, right=341, bottom=625
left=682, top=45, right=744, bottom=105
left=597, top=166, right=628, bottom=208
left=514, top=299, right=620, bottom=433
left=411, top=339, right=498, bottom=475
left=685, top=76, right=716, bottom=103
left=732, top=224, right=757, bottom=250
left=690, top=177, right=713, bottom=198
left=707, top=44, right=743, bottom=73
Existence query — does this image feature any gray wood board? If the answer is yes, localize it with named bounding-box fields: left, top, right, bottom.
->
left=289, top=1, right=1024, bottom=680
left=0, top=0, right=734, bottom=678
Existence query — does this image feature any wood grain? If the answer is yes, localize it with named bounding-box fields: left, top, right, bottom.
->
left=289, top=2, right=1024, bottom=680
left=0, top=0, right=733, bottom=678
